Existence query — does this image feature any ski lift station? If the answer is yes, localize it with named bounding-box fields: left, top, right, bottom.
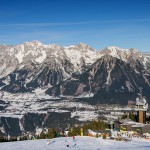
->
left=135, top=94, right=148, bottom=124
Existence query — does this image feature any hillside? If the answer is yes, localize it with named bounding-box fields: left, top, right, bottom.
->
left=0, top=136, right=150, bottom=150
left=46, top=55, right=150, bottom=104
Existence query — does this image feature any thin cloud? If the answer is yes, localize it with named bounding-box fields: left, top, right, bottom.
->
left=0, top=18, right=150, bottom=27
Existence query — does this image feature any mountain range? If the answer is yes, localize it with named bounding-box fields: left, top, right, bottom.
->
left=0, top=41, right=150, bottom=104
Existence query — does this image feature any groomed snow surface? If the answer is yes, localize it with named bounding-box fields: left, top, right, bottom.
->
left=1, top=136, right=150, bottom=150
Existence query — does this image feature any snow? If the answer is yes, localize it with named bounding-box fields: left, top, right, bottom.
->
left=0, top=136, right=150, bottom=150
left=61, top=68, right=71, bottom=79
left=0, top=89, right=101, bottom=122
left=47, top=109, right=69, bottom=113
left=71, top=111, right=98, bottom=121
left=0, top=65, right=16, bottom=78
left=100, top=46, right=143, bottom=63
left=1, top=88, right=136, bottom=123
left=0, top=113, right=24, bottom=119
left=64, top=44, right=100, bottom=69
left=106, top=69, right=112, bottom=85
left=24, top=40, right=43, bottom=47
left=75, top=92, right=94, bottom=98
left=132, top=124, right=146, bottom=127
left=19, top=121, right=24, bottom=133
left=35, top=51, right=46, bottom=63
left=1, top=40, right=149, bottom=82
left=1, top=76, right=10, bottom=85
left=64, top=45, right=75, bottom=49
left=15, top=50, right=24, bottom=63
left=101, top=46, right=128, bottom=62
left=9, top=41, right=48, bottom=64
left=0, top=62, right=6, bottom=75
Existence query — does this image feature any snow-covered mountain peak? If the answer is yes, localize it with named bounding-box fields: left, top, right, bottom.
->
left=24, top=40, right=43, bottom=47
left=128, top=48, right=139, bottom=53
left=77, top=42, right=96, bottom=52
left=103, top=46, right=129, bottom=52
left=63, top=43, right=99, bottom=69
left=64, top=43, right=95, bottom=52
left=47, top=44, right=63, bottom=49
left=100, top=46, right=142, bottom=62
left=0, top=40, right=149, bottom=80
left=79, top=42, right=89, bottom=47
left=102, top=46, right=139, bottom=54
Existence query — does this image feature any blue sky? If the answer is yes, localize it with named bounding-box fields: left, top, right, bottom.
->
left=0, top=0, right=150, bottom=51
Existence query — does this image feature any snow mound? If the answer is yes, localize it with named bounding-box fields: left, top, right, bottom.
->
left=0, top=136, right=150, bottom=150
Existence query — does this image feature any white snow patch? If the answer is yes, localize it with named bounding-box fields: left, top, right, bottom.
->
left=35, top=51, right=46, bottom=63
left=15, top=50, right=24, bottom=63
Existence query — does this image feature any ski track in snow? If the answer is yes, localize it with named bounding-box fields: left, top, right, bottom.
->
left=0, top=136, right=150, bottom=150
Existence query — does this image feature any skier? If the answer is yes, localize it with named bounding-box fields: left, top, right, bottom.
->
left=73, top=136, right=75, bottom=142
left=80, top=128, right=83, bottom=136
left=47, top=139, right=50, bottom=145
left=72, top=136, right=77, bottom=147
left=64, top=129, right=69, bottom=137
left=65, top=139, right=69, bottom=147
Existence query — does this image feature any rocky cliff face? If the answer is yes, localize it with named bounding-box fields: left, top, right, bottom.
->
left=0, top=41, right=150, bottom=104
left=46, top=55, right=150, bottom=104
left=0, top=41, right=99, bottom=92
left=142, top=53, right=150, bottom=73
left=1, top=57, right=74, bottom=93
